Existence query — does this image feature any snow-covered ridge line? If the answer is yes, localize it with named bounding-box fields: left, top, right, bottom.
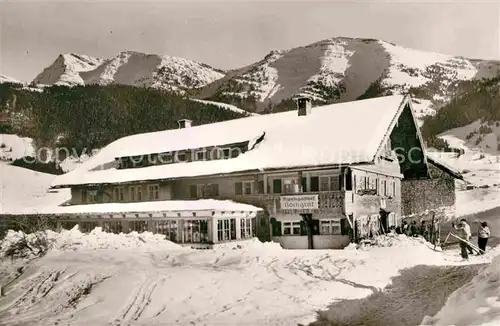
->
left=32, top=51, right=225, bottom=92
left=207, top=36, right=499, bottom=114
left=190, top=99, right=258, bottom=116
left=0, top=74, right=22, bottom=84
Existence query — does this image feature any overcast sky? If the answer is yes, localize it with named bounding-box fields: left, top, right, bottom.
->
left=1, top=0, right=499, bottom=82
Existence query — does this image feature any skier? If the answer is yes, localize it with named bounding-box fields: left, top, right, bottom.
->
left=460, top=218, right=474, bottom=255
left=453, top=220, right=471, bottom=259
left=478, top=221, right=491, bottom=254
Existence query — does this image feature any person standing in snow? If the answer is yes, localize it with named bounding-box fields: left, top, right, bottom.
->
left=460, top=218, right=474, bottom=255
left=478, top=221, right=490, bottom=254
left=410, top=221, right=419, bottom=237
left=453, top=220, right=470, bottom=259
left=402, top=221, right=410, bottom=236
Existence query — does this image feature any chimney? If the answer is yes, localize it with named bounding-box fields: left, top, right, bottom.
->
left=295, top=96, right=312, bottom=116
left=177, top=119, right=192, bottom=129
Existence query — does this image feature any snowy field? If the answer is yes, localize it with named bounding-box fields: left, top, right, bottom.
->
left=1, top=229, right=499, bottom=326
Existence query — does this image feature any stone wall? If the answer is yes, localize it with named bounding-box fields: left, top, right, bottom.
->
left=401, top=177, right=455, bottom=217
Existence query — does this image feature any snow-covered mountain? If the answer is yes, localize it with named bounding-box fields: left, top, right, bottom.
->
left=0, top=74, right=21, bottom=84
left=32, top=53, right=104, bottom=86
left=33, top=51, right=225, bottom=92
left=199, top=37, right=500, bottom=116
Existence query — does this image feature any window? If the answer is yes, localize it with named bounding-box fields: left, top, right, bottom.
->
left=129, top=186, right=143, bottom=202
left=222, top=147, right=240, bottom=159
left=283, top=178, right=295, bottom=194
left=113, top=187, right=124, bottom=202
left=211, top=147, right=224, bottom=160
left=393, top=181, right=396, bottom=197
left=319, top=175, right=340, bottom=191
left=282, top=221, right=301, bottom=235
left=320, top=220, right=341, bottom=235
left=175, top=151, right=186, bottom=162
left=87, top=189, right=98, bottom=203
left=102, top=221, right=122, bottom=234
left=197, top=184, right=219, bottom=198
left=364, top=177, right=369, bottom=189
left=79, top=221, right=99, bottom=233
left=158, top=152, right=172, bottom=164
left=301, top=177, right=307, bottom=192
left=147, top=184, right=160, bottom=200
left=370, top=177, right=376, bottom=190
left=156, top=220, right=178, bottom=242
left=385, top=180, right=392, bottom=196
left=195, top=149, right=206, bottom=161
left=330, top=176, right=340, bottom=191
left=131, top=220, right=148, bottom=232
left=182, top=219, right=208, bottom=243
left=242, top=181, right=253, bottom=195
left=217, top=218, right=237, bottom=242
left=235, top=181, right=253, bottom=195
left=230, top=148, right=240, bottom=158
left=240, top=218, right=253, bottom=238
left=375, top=178, right=379, bottom=194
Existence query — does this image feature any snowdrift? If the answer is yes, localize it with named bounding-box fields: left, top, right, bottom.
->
left=0, top=226, right=184, bottom=258
left=421, top=254, right=500, bottom=326
left=0, top=231, right=485, bottom=326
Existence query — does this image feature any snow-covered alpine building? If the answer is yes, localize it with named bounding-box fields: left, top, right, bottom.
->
left=6, top=94, right=461, bottom=249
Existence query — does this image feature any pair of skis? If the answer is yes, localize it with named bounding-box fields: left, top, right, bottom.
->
left=442, top=232, right=484, bottom=254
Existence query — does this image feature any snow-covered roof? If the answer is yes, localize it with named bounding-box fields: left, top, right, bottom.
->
left=4, top=199, right=262, bottom=216
left=52, top=95, right=410, bottom=187
left=425, top=153, right=464, bottom=180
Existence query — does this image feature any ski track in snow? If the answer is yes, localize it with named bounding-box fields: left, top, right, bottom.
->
left=2, top=236, right=498, bottom=326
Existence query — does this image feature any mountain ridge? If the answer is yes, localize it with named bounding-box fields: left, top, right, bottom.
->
left=31, top=51, right=225, bottom=92
left=0, top=74, right=21, bottom=84
left=198, top=37, right=499, bottom=114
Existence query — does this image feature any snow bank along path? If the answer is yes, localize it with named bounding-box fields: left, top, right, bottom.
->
left=0, top=229, right=499, bottom=326
left=421, top=254, right=500, bottom=326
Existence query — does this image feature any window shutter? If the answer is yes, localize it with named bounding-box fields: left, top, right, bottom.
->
left=270, top=218, right=281, bottom=237
left=301, top=177, right=307, bottom=192
left=310, top=176, right=319, bottom=192
left=234, top=182, right=243, bottom=195
left=257, top=180, right=264, bottom=194
left=189, top=185, right=197, bottom=199
left=273, top=179, right=282, bottom=193
left=300, top=220, right=307, bottom=236
left=340, top=218, right=350, bottom=236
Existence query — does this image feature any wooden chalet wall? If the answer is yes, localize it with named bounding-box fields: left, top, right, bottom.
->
left=390, top=103, right=428, bottom=179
